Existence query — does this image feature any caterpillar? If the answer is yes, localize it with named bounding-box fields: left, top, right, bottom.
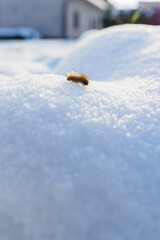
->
left=67, top=72, right=90, bottom=86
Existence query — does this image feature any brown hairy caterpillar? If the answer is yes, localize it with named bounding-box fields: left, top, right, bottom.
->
left=67, top=72, right=90, bottom=86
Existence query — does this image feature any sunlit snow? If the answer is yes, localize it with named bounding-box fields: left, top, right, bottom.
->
left=0, top=24, right=160, bottom=240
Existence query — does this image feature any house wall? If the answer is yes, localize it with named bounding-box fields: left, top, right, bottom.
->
left=0, top=0, right=105, bottom=38
left=65, top=0, right=103, bottom=38
left=0, top=0, right=65, bottom=37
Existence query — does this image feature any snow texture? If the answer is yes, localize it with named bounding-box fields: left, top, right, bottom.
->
left=54, top=24, right=160, bottom=81
left=0, top=25, right=160, bottom=240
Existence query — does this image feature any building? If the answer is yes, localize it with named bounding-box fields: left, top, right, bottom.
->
left=139, top=1, right=160, bottom=11
left=0, top=0, right=108, bottom=38
left=139, top=1, right=160, bottom=25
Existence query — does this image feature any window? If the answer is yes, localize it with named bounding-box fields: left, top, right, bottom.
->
left=73, top=12, right=80, bottom=29
left=89, top=19, right=97, bottom=29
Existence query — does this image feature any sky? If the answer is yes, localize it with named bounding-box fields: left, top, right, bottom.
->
left=109, top=0, right=160, bottom=9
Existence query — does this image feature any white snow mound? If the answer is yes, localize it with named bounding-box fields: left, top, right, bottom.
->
left=0, top=73, right=160, bottom=240
left=54, top=24, right=160, bottom=81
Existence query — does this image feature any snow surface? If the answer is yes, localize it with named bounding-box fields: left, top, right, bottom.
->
left=54, top=24, right=160, bottom=81
left=0, top=25, right=160, bottom=240
left=0, top=39, right=75, bottom=76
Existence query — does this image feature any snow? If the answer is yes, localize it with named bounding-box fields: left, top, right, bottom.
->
left=0, top=39, right=75, bottom=76
left=0, top=24, right=160, bottom=240
left=54, top=24, right=160, bottom=81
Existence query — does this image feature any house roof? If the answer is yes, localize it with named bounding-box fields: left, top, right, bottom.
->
left=86, top=0, right=108, bottom=11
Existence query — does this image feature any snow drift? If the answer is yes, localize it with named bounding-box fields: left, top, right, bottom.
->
left=54, top=24, right=160, bottom=81
left=0, top=39, right=75, bottom=76
left=0, top=25, right=160, bottom=240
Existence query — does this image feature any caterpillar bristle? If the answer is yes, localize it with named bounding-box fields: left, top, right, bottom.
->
left=67, top=72, right=90, bottom=86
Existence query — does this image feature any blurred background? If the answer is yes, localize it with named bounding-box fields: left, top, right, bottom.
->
left=103, top=0, right=160, bottom=28
left=0, top=0, right=160, bottom=40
